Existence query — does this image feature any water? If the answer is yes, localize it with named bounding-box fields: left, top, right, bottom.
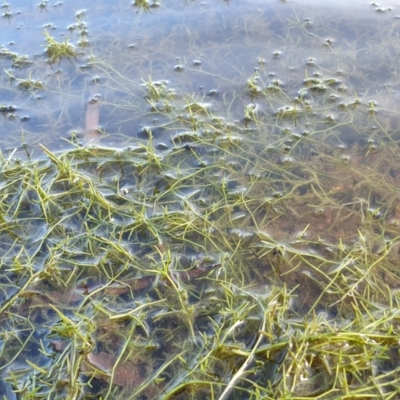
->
left=1, top=1, right=400, bottom=399
left=0, top=0, right=398, bottom=153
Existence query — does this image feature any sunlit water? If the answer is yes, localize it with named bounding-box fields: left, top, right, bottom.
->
left=1, top=1, right=400, bottom=398
left=0, top=0, right=398, bottom=154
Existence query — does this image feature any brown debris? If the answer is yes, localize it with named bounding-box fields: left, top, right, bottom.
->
left=81, top=351, right=146, bottom=389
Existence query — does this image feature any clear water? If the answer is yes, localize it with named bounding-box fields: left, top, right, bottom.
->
left=1, top=1, right=400, bottom=399
left=0, top=0, right=398, bottom=154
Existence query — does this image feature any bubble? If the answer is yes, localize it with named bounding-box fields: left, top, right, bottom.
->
left=174, top=64, right=184, bottom=72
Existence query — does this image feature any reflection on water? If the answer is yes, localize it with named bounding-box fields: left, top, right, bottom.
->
left=1, top=1, right=400, bottom=399
left=0, top=0, right=398, bottom=153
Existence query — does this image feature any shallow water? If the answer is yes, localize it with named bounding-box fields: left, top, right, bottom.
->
left=1, top=1, right=400, bottom=399
left=0, top=0, right=398, bottom=153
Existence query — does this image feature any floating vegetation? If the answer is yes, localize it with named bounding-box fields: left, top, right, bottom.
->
left=43, top=30, right=77, bottom=64
left=132, top=0, right=160, bottom=11
left=1, top=0, right=400, bottom=399
left=4, top=70, right=44, bottom=92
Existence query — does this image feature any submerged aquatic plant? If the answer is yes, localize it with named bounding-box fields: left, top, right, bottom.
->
left=1, top=1, right=400, bottom=399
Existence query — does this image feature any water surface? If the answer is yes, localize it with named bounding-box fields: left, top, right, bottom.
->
left=1, top=1, right=400, bottom=399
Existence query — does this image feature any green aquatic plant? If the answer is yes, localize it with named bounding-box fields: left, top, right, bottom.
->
left=2, top=83, right=400, bottom=397
left=4, top=70, right=44, bottom=92
left=132, top=0, right=160, bottom=11
left=43, top=30, right=77, bottom=64
left=1, top=2, right=400, bottom=399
